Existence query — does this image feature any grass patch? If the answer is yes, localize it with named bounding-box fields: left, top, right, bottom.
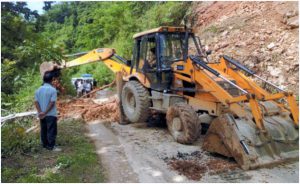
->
left=1, top=118, right=106, bottom=182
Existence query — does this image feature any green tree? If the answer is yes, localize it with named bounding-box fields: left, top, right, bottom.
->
left=1, top=2, right=62, bottom=109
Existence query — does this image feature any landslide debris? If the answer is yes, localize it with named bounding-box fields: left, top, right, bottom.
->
left=57, top=80, right=119, bottom=122
left=57, top=96, right=119, bottom=122
left=164, top=151, right=238, bottom=180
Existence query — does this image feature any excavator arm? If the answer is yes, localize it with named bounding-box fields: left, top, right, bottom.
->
left=61, top=48, right=150, bottom=88
left=63, top=48, right=132, bottom=74
left=40, top=48, right=132, bottom=78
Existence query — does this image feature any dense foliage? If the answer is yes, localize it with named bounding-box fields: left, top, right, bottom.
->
left=1, top=1, right=191, bottom=112
left=1, top=2, right=62, bottom=112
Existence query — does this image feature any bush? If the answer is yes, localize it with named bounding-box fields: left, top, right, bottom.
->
left=1, top=71, right=42, bottom=112
left=1, top=118, right=40, bottom=157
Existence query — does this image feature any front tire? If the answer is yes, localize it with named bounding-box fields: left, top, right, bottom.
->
left=121, top=81, right=151, bottom=123
left=166, top=103, right=201, bottom=144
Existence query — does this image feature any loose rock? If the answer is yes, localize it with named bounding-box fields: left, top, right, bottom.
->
left=287, top=16, right=299, bottom=29
left=267, top=42, right=275, bottom=50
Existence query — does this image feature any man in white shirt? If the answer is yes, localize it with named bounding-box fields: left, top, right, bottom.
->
left=77, top=80, right=83, bottom=97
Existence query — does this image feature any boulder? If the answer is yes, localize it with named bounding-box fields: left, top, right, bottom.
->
left=287, top=16, right=299, bottom=29
left=285, top=10, right=298, bottom=19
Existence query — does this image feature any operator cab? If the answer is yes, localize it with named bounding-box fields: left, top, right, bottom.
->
left=131, top=26, right=206, bottom=91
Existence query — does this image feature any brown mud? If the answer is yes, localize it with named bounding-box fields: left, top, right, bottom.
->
left=57, top=96, right=119, bottom=122
left=166, top=151, right=238, bottom=180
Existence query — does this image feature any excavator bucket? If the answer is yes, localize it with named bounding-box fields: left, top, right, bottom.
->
left=203, top=112, right=299, bottom=170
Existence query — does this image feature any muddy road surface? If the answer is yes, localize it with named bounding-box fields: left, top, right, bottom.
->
left=59, top=92, right=298, bottom=182
left=85, top=120, right=299, bottom=183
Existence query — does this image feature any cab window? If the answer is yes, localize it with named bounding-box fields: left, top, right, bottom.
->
left=138, top=35, right=156, bottom=71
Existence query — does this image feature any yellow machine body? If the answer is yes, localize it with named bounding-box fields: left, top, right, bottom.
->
left=47, top=26, right=298, bottom=170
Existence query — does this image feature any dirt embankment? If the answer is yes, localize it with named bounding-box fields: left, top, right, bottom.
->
left=189, top=1, right=299, bottom=94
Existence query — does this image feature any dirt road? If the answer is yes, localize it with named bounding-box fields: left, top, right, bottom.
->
left=85, top=120, right=299, bottom=183
left=59, top=93, right=298, bottom=182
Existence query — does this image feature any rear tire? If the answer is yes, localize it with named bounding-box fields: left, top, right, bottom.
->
left=166, top=103, right=201, bottom=144
left=121, top=81, right=151, bottom=123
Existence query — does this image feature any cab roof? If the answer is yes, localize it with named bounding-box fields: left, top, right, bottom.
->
left=133, top=26, right=194, bottom=39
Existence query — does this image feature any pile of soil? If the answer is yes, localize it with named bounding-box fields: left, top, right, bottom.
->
left=57, top=96, right=119, bottom=122
left=165, top=151, right=238, bottom=180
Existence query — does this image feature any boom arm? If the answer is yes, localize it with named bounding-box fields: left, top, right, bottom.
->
left=63, top=48, right=132, bottom=74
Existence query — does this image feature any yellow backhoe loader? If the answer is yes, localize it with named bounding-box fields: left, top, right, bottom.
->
left=42, top=26, right=299, bottom=170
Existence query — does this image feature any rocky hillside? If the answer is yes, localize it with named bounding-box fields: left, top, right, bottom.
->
left=189, top=1, right=298, bottom=95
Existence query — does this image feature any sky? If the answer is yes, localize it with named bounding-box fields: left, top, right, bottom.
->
left=27, top=1, right=45, bottom=14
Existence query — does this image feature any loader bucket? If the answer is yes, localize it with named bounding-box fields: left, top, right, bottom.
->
left=203, top=113, right=299, bottom=170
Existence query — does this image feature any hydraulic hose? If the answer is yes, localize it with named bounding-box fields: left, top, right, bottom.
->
left=190, top=55, right=248, bottom=94
left=222, top=55, right=286, bottom=92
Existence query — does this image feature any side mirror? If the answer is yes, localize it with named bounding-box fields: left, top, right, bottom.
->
left=206, top=50, right=212, bottom=55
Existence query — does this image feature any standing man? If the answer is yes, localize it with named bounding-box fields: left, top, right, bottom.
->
left=35, top=71, right=61, bottom=151
left=82, top=80, right=87, bottom=95
left=74, top=79, right=79, bottom=91
left=77, top=79, right=83, bottom=97
left=85, top=80, right=92, bottom=97
left=93, top=79, right=97, bottom=89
